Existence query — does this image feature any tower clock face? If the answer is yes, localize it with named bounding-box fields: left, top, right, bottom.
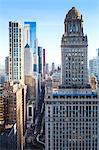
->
left=69, top=23, right=78, bottom=32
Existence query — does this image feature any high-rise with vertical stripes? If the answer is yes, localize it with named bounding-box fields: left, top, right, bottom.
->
left=9, top=21, right=24, bottom=83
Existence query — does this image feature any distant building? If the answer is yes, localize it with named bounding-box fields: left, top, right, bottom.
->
left=25, top=75, right=36, bottom=100
left=24, top=44, right=33, bottom=76
left=46, top=63, right=49, bottom=75
left=24, top=22, right=36, bottom=54
left=5, top=56, right=9, bottom=78
left=24, top=22, right=38, bottom=75
left=42, top=49, right=46, bottom=80
left=38, top=46, right=43, bottom=75
left=9, top=22, right=24, bottom=83
left=89, top=49, right=99, bottom=81
left=0, top=75, right=5, bottom=84
left=96, top=48, right=99, bottom=57
left=90, top=76, right=97, bottom=91
left=0, top=66, right=6, bottom=84
left=52, top=62, right=55, bottom=73
left=51, top=71, right=61, bottom=88
left=38, top=47, right=47, bottom=80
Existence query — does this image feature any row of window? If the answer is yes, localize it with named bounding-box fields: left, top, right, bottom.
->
left=46, top=101, right=98, bottom=104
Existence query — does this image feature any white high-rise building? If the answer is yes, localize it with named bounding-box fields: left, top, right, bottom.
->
left=45, top=7, right=99, bottom=150
left=24, top=44, right=33, bottom=76
left=24, top=22, right=36, bottom=54
left=24, top=22, right=38, bottom=75
left=9, top=21, right=24, bottom=83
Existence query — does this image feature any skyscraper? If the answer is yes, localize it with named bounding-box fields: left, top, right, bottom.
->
left=46, top=63, right=49, bottom=75
left=9, top=22, right=24, bottom=83
left=24, top=44, right=33, bottom=76
left=24, top=22, right=36, bottom=54
left=61, top=7, right=88, bottom=87
left=45, top=7, right=99, bottom=150
left=42, top=49, right=46, bottom=80
left=52, top=62, right=55, bottom=73
left=38, top=46, right=43, bottom=75
left=24, top=22, right=38, bottom=74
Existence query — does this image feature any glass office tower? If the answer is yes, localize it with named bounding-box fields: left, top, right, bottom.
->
left=24, top=22, right=38, bottom=73
left=24, top=22, right=36, bottom=54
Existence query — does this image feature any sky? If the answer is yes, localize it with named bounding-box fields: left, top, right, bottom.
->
left=0, top=0, right=99, bottom=67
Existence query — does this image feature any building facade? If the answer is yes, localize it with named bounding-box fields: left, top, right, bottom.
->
left=24, top=75, right=36, bottom=100
left=5, top=56, right=9, bottom=78
left=45, top=88, right=99, bottom=150
left=46, top=63, right=49, bottom=75
left=89, top=49, right=99, bottom=82
left=24, top=22, right=38, bottom=74
left=52, top=62, right=55, bottom=73
left=9, top=22, right=24, bottom=83
left=24, top=22, right=36, bottom=54
left=3, top=81, right=27, bottom=150
left=24, top=44, right=33, bottom=76
left=45, top=7, right=99, bottom=150
left=0, top=84, right=4, bottom=132
left=27, top=99, right=35, bottom=127
left=38, top=46, right=43, bottom=75
left=43, top=49, right=46, bottom=80
left=51, top=71, right=61, bottom=88
left=61, top=7, right=88, bottom=87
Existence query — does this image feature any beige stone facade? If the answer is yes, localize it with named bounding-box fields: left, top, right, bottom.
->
left=3, top=81, right=27, bottom=150
left=61, top=7, right=88, bottom=87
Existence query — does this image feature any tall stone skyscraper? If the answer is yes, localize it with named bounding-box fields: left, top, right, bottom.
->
left=45, top=7, right=99, bottom=150
left=9, top=22, right=24, bottom=83
left=61, top=7, right=88, bottom=87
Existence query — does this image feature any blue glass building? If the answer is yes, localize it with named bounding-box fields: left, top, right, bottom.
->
left=24, top=22, right=36, bottom=54
left=24, top=22, right=38, bottom=73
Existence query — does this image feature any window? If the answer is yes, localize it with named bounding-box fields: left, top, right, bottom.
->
left=28, top=107, right=32, bottom=116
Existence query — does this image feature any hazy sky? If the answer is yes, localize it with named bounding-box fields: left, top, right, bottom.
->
left=0, top=0, right=99, bottom=66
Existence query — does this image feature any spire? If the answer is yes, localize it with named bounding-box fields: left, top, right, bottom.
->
left=25, top=43, right=30, bottom=48
left=66, top=7, right=81, bottom=20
